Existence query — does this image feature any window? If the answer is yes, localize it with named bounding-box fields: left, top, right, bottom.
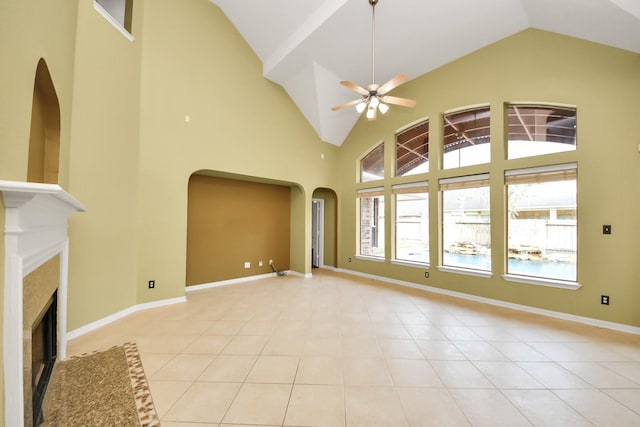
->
left=357, top=188, right=385, bottom=258
left=394, top=182, right=429, bottom=264
left=361, top=143, right=385, bottom=182
left=506, top=164, right=577, bottom=282
left=507, top=105, right=576, bottom=159
left=396, top=120, right=429, bottom=176
left=441, top=174, right=491, bottom=272
left=443, top=107, right=491, bottom=169
left=95, top=0, right=134, bottom=38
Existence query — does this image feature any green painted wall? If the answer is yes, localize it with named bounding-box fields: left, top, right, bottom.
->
left=0, top=0, right=80, bottom=420
left=2, top=9, right=640, bottom=427
left=65, top=0, right=144, bottom=329
left=336, top=29, right=640, bottom=326
left=133, top=0, right=338, bottom=303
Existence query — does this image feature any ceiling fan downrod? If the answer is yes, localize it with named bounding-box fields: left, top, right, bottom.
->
left=369, top=0, right=378, bottom=87
left=331, top=0, right=415, bottom=119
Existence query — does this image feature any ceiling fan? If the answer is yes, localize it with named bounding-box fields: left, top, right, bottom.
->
left=332, top=0, right=416, bottom=121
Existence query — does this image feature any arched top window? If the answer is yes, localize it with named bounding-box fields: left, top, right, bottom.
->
left=396, top=120, right=429, bottom=176
left=443, top=107, right=491, bottom=169
left=360, top=142, right=385, bottom=182
left=507, top=104, right=576, bottom=159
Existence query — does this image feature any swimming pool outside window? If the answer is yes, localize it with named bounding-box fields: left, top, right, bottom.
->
left=440, top=174, right=491, bottom=273
left=505, top=163, right=577, bottom=282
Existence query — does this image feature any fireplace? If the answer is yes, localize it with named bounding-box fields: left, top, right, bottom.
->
left=1, top=181, right=85, bottom=427
left=31, top=292, right=57, bottom=426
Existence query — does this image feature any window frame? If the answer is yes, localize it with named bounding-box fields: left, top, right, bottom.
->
left=359, top=142, right=385, bottom=183
left=502, top=163, right=580, bottom=290
left=94, top=0, right=135, bottom=41
left=392, top=181, right=430, bottom=267
left=506, top=104, right=577, bottom=160
left=356, top=187, right=386, bottom=261
left=442, top=106, right=491, bottom=170
left=438, top=173, right=492, bottom=278
left=396, top=119, right=430, bottom=177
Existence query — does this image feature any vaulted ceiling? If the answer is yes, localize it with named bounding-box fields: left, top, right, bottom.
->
left=209, top=0, right=640, bottom=146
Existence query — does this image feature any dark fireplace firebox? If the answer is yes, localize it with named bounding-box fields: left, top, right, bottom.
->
left=31, top=292, right=57, bottom=426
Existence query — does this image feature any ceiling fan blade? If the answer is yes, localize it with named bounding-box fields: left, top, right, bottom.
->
left=340, top=80, right=370, bottom=96
left=331, top=98, right=362, bottom=111
left=382, top=95, right=416, bottom=108
left=378, top=73, right=409, bottom=95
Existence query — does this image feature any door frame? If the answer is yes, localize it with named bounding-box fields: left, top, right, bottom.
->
left=311, top=198, right=324, bottom=268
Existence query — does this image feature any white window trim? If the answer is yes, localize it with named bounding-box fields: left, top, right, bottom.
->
left=94, top=1, right=135, bottom=42
left=392, top=181, right=429, bottom=190
left=438, top=265, right=493, bottom=278
left=439, top=173, right=490, bottom=185
left=391, top=259, right=430, bottom=268
left=505, top=162, right=578, bottom=288
left=357, top=186, right=385, bottom=195
left=503, top=274, right=581, bottom=290
left=393, top=182, right=429, bottom=266
left=355, top=255, right=385, bottom=262
left=505, top=162, right=578, bottom=177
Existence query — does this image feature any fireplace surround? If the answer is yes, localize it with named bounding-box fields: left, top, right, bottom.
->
left=1, top=181, right=84, bottom=427
left=29, top=290, right=57, bottom=425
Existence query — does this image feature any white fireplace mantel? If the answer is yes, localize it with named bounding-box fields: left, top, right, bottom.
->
left=1, top=180, right=85, bottom=427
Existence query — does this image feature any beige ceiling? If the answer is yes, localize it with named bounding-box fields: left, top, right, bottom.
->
left=210, top=0, right=640, bottom=146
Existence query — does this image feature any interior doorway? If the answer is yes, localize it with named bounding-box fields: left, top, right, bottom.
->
left=311, top=198, right=324, bottom=268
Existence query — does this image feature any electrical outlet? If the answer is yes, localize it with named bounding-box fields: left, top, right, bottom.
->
left=348, top=257, right=352, bottom=262
left=269, top=259, right=273, bottom=266
left=244, top=262, right=251, bottom=269
left=424, top=271, right=429, bottom=279
left=148, top=280, right=155, bottom=289
left=601, top=295, right=610, bottom=305
left=259, top=260, right=263, bottom=267
left=603, top=224, right=612, bottom=235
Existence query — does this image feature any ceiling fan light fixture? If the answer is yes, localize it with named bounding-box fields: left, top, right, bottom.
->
left=366, top=105, right=376, bottom=119
left=330, top=0, right=416, bottom=119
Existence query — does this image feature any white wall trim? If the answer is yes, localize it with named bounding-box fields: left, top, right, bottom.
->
left=67, top=296, right=187, bottom=340
left=336, top=267, right=640, bottom=335
left=72, top=270, right=310, bottom=339
left=0, top=181, right=85, bottom=427
left=502, top=273, right=581, bottom=290
left=93, top=1, right=135, bottom=42
left=186, top=272, right=280, bottom=292
left=287, top=270, right=311, bottom=278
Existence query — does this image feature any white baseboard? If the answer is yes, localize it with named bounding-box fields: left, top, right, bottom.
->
left=66, top=296, right=187, bottom=341
left=186, top=272, right=280, bottom=292
left=287, top=270, right=311, bottom=278
left=69, top=271, right=308, bottom=340
left=336, top=268, right=640, bottom=335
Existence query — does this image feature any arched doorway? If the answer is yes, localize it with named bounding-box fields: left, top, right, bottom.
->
left=311, top=188, right=337, bottom=268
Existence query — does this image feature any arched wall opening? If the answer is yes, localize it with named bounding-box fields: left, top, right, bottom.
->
left=186, top=170, right=304, bottom=285
left=27, top=58, right=61, bottom=184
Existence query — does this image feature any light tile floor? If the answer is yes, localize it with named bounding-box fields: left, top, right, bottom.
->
left=67, top=270, right=640, bottom=426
